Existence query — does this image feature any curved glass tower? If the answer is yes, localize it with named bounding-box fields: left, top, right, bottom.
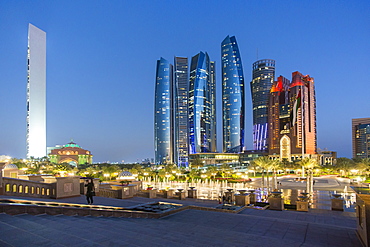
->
left=251, top=59, right=275, bottom=151
left=189, top=52, right=216, bottom=154
left=221, top=35, right=245, bottom=153
left=154, top=58, right=173, bottom=164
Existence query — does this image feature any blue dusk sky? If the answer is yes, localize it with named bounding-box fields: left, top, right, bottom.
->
left=0, top=1, right=369, bottom=163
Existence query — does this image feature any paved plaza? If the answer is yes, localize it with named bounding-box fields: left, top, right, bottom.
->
left=0, top=189, right=362, bottom=247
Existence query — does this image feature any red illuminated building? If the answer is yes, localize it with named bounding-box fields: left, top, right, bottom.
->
left=268, top=72, right=317, bottom=161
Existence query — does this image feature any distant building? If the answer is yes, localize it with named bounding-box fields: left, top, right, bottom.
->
left=48, top=141, right=93, bottom=166
left=251, top=59, right=275, bottom=151
left=27, top=24, right=46, bottom=158
left=154, top=58, right=173, bottom=165
left=268, top=72, right=317, bottom=161
left=221, top=36, right=245, bottom=153
left=352, top=118, right=370, bottom=159
left=189, top=52, right=216, bottom=154
left=173, top=57, right=189, bottom=166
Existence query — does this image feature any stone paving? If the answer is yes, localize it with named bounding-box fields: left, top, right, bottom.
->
left=0, top=194, right=362, bottom=246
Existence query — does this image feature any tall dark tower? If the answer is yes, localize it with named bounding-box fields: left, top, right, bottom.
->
left=250, top=59, right=275, bottom=151
left=173, top=57, right=189, bottom=166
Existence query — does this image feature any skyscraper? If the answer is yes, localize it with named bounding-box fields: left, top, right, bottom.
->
left=154, top=58, right=173, bottom=164
left=189, top=52, right=216, bottom=154
left=27, top=24, right=46, bottom=158
left=221, top=35, right=245, bottom=153
left=352, top=118, right=370, bottom=159
left=268, top=72, right=317, bottom=161
left=173, top=57, right=189, bottom=166
left=251, top=59, right=275, bottom=151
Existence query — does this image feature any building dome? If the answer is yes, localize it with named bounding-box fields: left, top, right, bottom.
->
left=64, top=141, right=81, bottom=148
left=117, top=171, right=134, bottom=180
left=3, top=164, right=18, bottom=170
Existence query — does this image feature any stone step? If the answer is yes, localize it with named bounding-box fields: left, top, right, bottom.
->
left=13, top=214, right=196, bottom=246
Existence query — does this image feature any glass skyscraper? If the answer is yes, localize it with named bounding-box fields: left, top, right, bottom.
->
left=251, top=59, right=275, bottom=151
left=173, top=57, right=189, bottom=166
left=189, top=52, right=216, bottom=154
left=27, top=24, right=46, bottom=158
left=154, top=58, right=173, bottom=164
left=221, top=35, right=245, bottom=153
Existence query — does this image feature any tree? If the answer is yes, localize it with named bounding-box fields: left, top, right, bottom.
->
left=336, top=157, right=356, bottom=177
left=297, top=157, right=318, bottom=194
left=206, top=166, right=218, bottom=179
left=251, top=156, right=271, bottom=190
left=219, top=163, right=232, bottom=178
left=355, top=158, right=370, bottom=176
left=190, top=156, right=203, bottom=169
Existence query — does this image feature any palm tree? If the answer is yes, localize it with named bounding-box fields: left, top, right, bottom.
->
left=206, top=166, right=218, bottom=180
left=269, top=159, right=282, bottom=190
left=355, top=158, right=370, bottom=176
left=336, top=157, right=355, bottom=177
left=297, top=157, right=318, bottom=194
left=190, top=156, right=203, bottom=169
left=251, top=156, right=271, bottom=190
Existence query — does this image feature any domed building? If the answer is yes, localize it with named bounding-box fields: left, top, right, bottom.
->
left=48, top=141, right=93, bottom=166
left=2, top=164, right=19, bottom=178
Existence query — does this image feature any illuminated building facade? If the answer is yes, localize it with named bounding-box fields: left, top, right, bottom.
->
left=27, top=24, right=46, bottom=158
left=189, top=52, right=216, bottom=154
left=173, top=57, right=189, bottom=166
left=49, top=141, right=93, bottom=166
left=251, top=59, right=275, bottom=151
left=352, top=118, right=370, bottom=159
left=221, top=36, right=245, bottom=153
left=154, top=58, right=173, bottom=164
left=268, top=72, right=317, bottom=161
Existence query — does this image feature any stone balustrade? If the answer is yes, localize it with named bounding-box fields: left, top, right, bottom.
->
left=2, top=177, right=55, bottom=199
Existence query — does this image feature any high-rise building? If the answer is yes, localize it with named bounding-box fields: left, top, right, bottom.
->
left=251, top=59, right=275, bottom=151
left=27, top=24, right=46, bottom=158
left=221, top=35, right=245, bottom=153
left=173, top=57, right=189, bottom=166
left=352, top=118, right=370, bottom=159
left=154, top=58, right=173, bottom=165
left=268, top=72, right=317, bottom=161
left=189, top=52, right=216, bottom=154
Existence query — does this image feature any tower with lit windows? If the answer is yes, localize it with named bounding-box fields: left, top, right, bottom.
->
left=154, top=58, right=173, bottom=165
left=221, top=35, right=245, bottom=153
left=27, top=24, right=46, bottom=158
left=352, top=118, right=370, bottom=159
left=188, top=52, right=216, bottom=154
left=173, top=57, right=189, bottom=166
left=251, top=59, right=275, bottom=151
left=268, top=72, right=317, bottom=161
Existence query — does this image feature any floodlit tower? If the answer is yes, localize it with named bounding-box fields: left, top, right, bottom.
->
left=154, top=58, right=173, bottom=165
left=189, top=52, right=216, bottom=153
left=221, top=35, right=245, bottom=153
left=27, top=24, right=46, bottom=158
left=174, top=57, right=189, bottom=166
left=251, top=59, right=275, bottom=151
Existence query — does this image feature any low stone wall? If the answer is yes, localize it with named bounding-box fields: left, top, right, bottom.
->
left=2, top=177, right=55, bottom=199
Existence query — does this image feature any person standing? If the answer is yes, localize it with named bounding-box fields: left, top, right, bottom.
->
left=85, top=179, right=95, bottom=204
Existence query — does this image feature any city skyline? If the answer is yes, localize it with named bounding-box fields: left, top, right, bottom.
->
left=0, top=1, right=369, bottom=162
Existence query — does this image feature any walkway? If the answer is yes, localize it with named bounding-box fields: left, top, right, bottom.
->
left=0, top=194, right=361, bottom=246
